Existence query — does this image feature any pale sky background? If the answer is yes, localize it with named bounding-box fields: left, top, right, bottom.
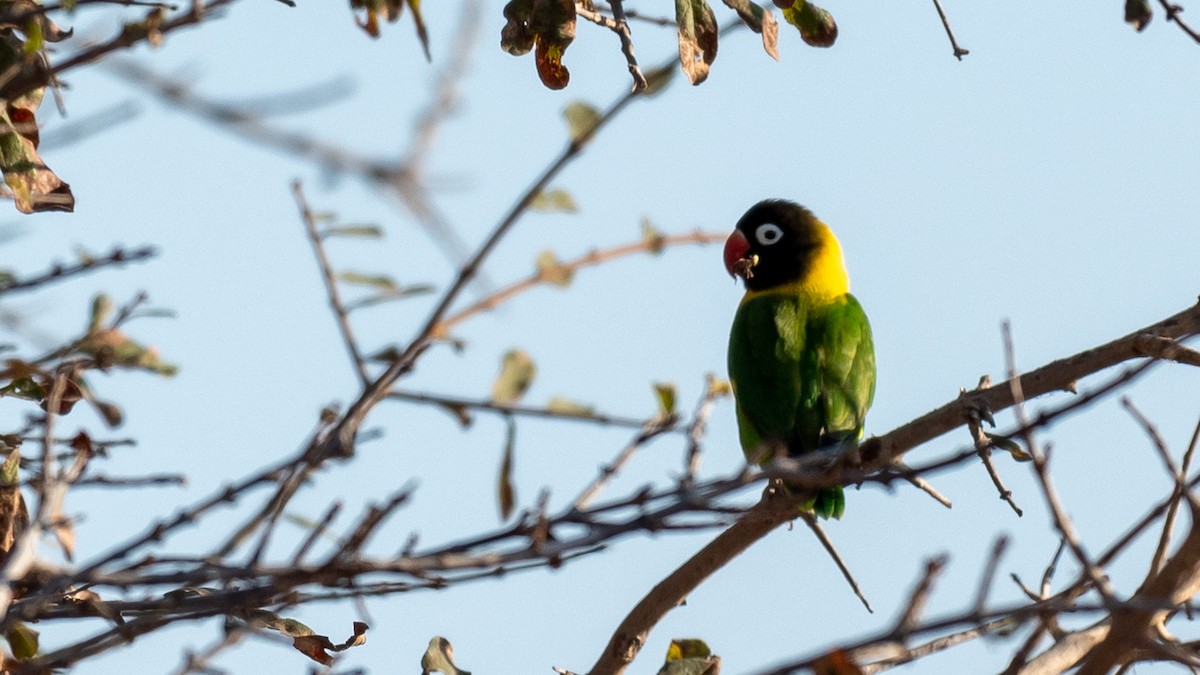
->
left=3, top=1, right=1200, bottom=673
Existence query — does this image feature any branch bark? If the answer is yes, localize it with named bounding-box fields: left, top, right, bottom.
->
left=588, top=299, right=1200, bottom=675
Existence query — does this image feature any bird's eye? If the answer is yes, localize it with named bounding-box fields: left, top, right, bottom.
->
left=754, top=223, right=784, bottom=246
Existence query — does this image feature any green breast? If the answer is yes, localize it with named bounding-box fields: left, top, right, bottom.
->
left=727, top=291, right=876, bottom=465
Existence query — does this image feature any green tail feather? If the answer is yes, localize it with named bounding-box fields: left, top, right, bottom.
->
left=783, top=483, right=845, bottom=520
left=813, top=486, right=845, bottom=520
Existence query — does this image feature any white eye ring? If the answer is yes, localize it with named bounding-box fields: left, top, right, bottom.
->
left=754, top=223, right=784, bottom=246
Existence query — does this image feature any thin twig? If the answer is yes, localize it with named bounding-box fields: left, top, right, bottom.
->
left=1123, top=397, right=1188, bottom=582
left=431, top=230, right=724, bottom=338
left=800, top=513, right=872, bottom=613
left=319, top=70, right=656, bottom=460
left=293, top=180, right=369, bottom=384
left=1157, top=0, right=1200, bottom=43
left=386, top=388, right=652, bottom=429
left=290, top=501, right=342, bottom=566
left=930, top=0, right=969, bottom=59
left=0, top=246, right=156, bottom=296
left=574, top=419, right=676, bottom=510
left=683, top=375, right=727, bottom=484
left=973, top=535, right=1009, bottom=616
left=893, top=556, right=947, bottom=636
left=891, top=460, right=952, bottom=508
left=577, top=1, right=648, bottom=91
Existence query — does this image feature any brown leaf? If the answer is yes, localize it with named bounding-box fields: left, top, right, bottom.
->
left=721, top=0, right=779, bottom=60
left=531, top=0, right=575, bottom=89
left=535, top=250, right=574, bottom=287
left=501, top=0, right=535, bottom=55
left=288, top=621, right=369, bottom=665
left=51, top=517, right=73, bottom=562
left=0, top=74, right=74, bottom=213
left=497, top=417, right=517, bottom=520
left=0, top=449, right=27, bottom=568
left=675, top=0, right=719, bottom=85
left=6, top=621, right=38, bottom=660
left=39, top=377, right=82, bottom=415
left=68, top=431, right=93, bottom=457
left=292, top=635, right=336, bottom=666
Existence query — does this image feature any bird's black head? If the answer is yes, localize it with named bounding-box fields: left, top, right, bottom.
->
left=723, top=199, right=835, bottom=293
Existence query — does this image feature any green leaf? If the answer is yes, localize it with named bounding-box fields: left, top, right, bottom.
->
left=22, top=20, right=43, bottom=55
left=89, top=293, right=113, bottom=332
left=407, top=0, right=431, bottom=60
left=653, top=382, right=677, bottom=421
left=6, top=621, right=38, bottom=660
left=563, top=101, right=601, bottom=144
left=421, top=636, right=472, bottom=675
left=0, top=377, right=43, bottom=401
left=338, top=270, right=401, bottom=293
left=779, top=0, right=837, bottom=47
left=704, top=374, right=732, bottom=399
left=986, top=433, right=1032, bottom=462
left=675, top=0, right=719, bottom=85
left=642, top=64, right=677, bottom=97
left=1125, top=0, right=1152, bottom=31
left=659, top=638, right=720, bottom=675
left=497, top=416, right=517, bottom=521
left=491, top=349, right=536, bottom=404
left=530, top=187, right=578, bottom=213
left=346, top=285, right=436, bottom=311
left=641, top=217, right=666, bottom=254
left=321, top=224, right=384, bottom=239
left=547, top=396, right=596, bottom=417
left=535, top=250, right=574, bottom=287
left=721, top=0, right=779, bottom=59
left=0, top=448, right=19, bottom=487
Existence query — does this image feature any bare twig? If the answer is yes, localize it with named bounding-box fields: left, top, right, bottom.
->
left=574, top=419, right=675, bottom=510
left=290, top=501, right=342, bottom=566
left=387, top=388, right=652, bottom=429
left=293, top=181, right=369, bottom=384
left=1157, top=0, right=1200, bottom=43
left=894, top=556, right=947, bottom=636
left=318, top=68, right=656, bottom=461
left=891, top=460, right=952, bottom=507
left=431, top=230, right=724, bottom=339
left=577, top=1, right=648, bottom=91
left=0, top=246, right=156, bottom=296
left=800, top=513, right=873, bottom=613
left=2, top=0, right=246, bottom=101
left=930, top=0, right=970, bottom=59
left=973, top=535, right=1010, bottom=616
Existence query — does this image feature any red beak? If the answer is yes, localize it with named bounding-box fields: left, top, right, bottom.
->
left=723, top=229, right=750, bottom=277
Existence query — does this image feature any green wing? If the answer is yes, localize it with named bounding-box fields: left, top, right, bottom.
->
left=727, top=292, right=875, bottom=517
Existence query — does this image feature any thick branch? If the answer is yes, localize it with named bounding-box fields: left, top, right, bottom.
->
left=587, top=489, right=798, bottom=675
left=589, top=298, right=1200, bottom=675
left=861, top=301, right=1200, bottom=468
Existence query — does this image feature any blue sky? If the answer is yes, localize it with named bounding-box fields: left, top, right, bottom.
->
left=3, top=0, right=1200, bottom=672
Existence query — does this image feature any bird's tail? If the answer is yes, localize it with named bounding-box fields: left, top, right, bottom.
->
left=812, top=486, right=845, bottom=520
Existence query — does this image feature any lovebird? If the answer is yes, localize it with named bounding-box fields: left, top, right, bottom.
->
left=724, top=199, right=876, bottom=519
